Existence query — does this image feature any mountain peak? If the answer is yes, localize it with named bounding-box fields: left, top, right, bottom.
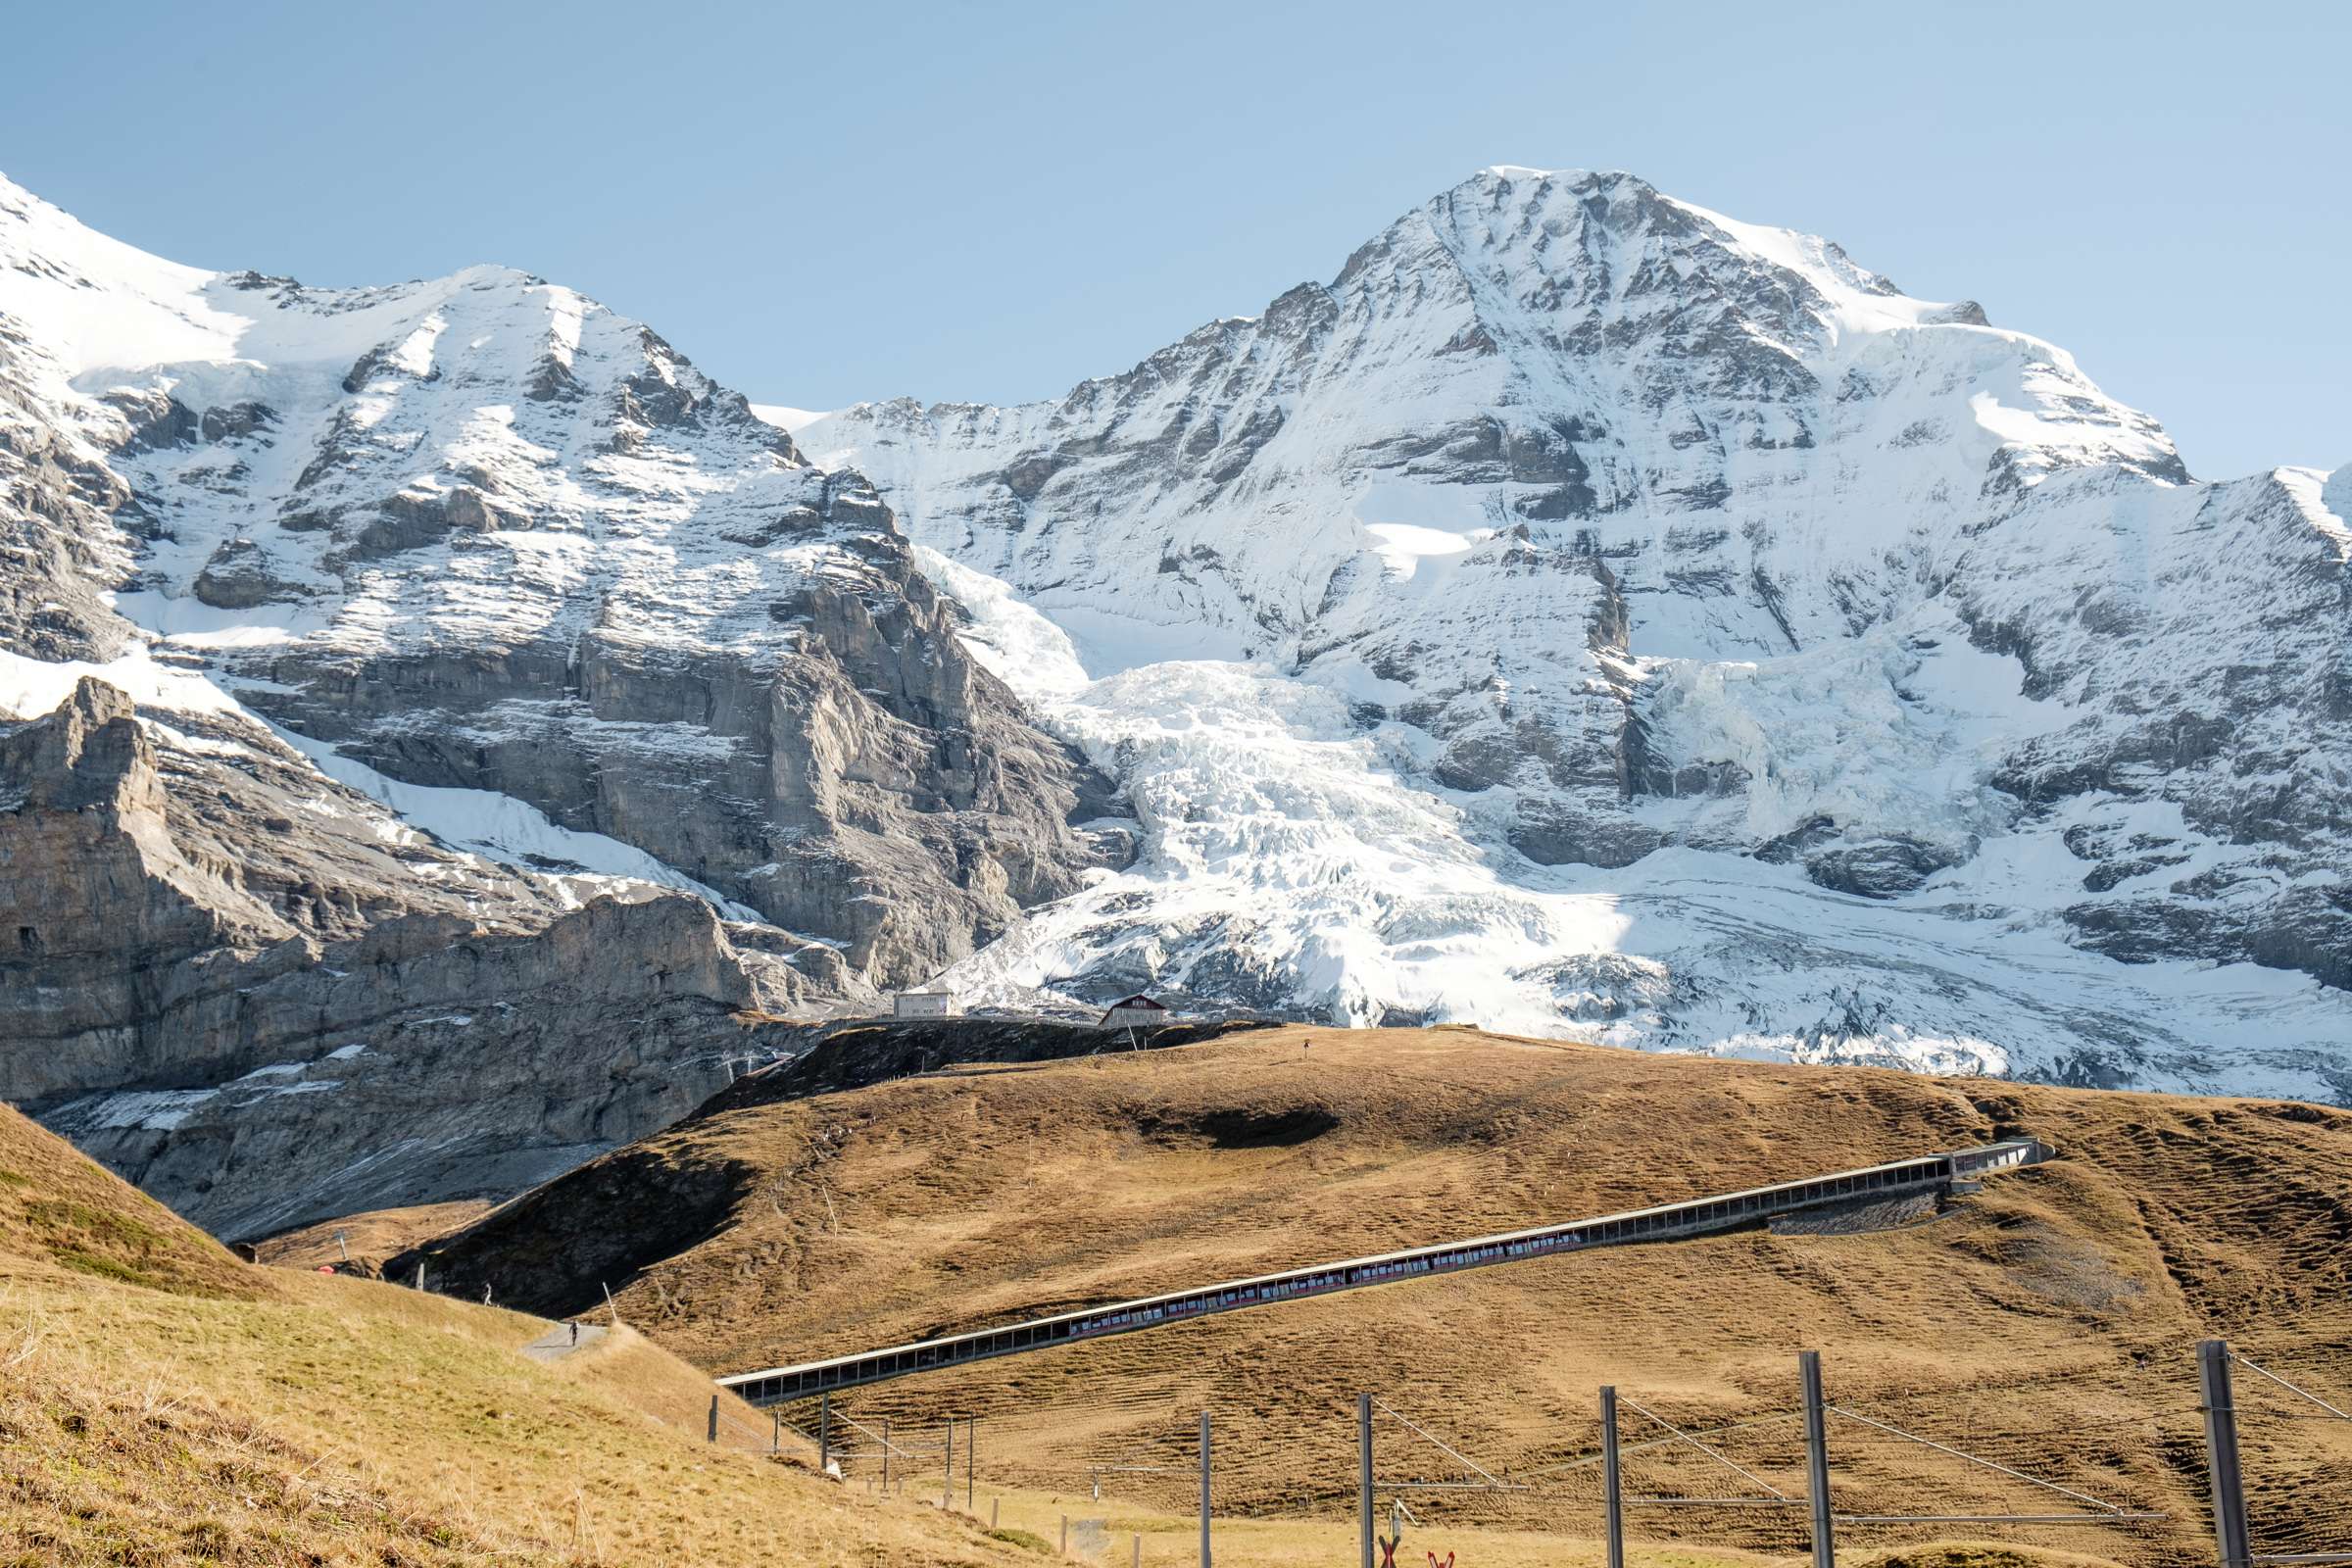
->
left=1466, top=164, right=1642, bottom=190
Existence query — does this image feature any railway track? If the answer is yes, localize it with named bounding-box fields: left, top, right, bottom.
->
left=720, top=1138, right=2056, bottom=1404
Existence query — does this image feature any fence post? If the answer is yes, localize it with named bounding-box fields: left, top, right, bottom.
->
left=1199, top=1408, right=1212, bottom=1568
left=1061, top=1514, right=1068, bottom=1554
left=770, top=1410, right=779, bottom=1454
left=1599, top=1385, right=1625, bottom=1568
left=707, top=1394, right=718, bottom=1445
left=2199, top=1340, right=2253, bottom=1568
left=969, top=1417, right=977, bottom=1512
left=819, top=1391, right=830, bottom=1474
left=945, top=1418, right=955, bottom=1509
left=882, top=1417, right=891, bottom=1493
left=1800, top=1349, right=1835, bottom=1568
left=1358, top=1393, right=1374, bottom=1568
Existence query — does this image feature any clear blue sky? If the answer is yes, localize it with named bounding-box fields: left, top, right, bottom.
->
left=5, top=0, right=2343, bottom=479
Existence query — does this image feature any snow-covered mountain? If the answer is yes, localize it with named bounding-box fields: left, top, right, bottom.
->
left=0, top=171, right=1118, bottom=979
left=795, top=168, right=2352, bottom=1101
left=1, top=152, right=2346, bottom=1223
left=0, top=172, right=1119, bottom=1228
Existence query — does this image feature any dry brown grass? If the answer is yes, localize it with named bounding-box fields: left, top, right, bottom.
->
left=0, top=1102, right=1052, bottom=1566
left=0, top=1103, right=263, bottom=1302
left=255, top=1200, right=496, bottom=1272
left=465, top=1025, right=2352, bottom=1566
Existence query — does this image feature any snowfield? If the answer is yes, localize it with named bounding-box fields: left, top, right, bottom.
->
left=918, top=547, right=2352, bottom=1101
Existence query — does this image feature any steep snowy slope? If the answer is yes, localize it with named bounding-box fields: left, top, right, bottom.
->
left=0, top=172, right=1121, bottom=1225
left=0, top=172, right=1117, bottom=988
left=797, top=168, right=2352, bottom=1100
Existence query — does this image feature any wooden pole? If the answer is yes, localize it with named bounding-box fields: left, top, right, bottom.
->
left=1600, top=1385, right=1625, bottom=1568
left=2200, top=1341, right=2252, bottom=1568
left=1801, top=1350, right=1835, bottom=1568
left=1199, top=1409, right=1212, bottom=1568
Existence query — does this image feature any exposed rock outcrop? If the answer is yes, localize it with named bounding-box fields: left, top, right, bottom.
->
left=0, top=170, right=1121, bottom=998
left=0, top=678, right=855, bottom=1237
left=0, top=170, right=1131, bottom=1229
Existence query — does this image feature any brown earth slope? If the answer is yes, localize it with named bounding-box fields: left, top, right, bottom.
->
left=408, top=1024, right=2352, bottom=1565
left=0, top=1101, right=1050, bottom=1566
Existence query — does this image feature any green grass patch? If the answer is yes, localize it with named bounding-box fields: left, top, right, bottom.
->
left=24, top=1197, right=172, bottom=1249
left=51, top=1250, right=172, bottom=1291
left=985, top=1527, right=1054, bottom=1553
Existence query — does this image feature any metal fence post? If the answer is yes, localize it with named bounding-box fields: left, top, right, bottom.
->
left=1199, top=1409, right=1212, bottom=1568
left=707, top=1393, right=718, bottom=1445
left=2199, top=1340, right=2253, bottom=1568
left=770, top=1410, right=779, bottom=1454
left=883, top=1417, right=891, bottom=1493
left=969, top=1417, right=977, bottom=1512
left=1800, top=1349, right=1835, bottom=1568
left=945, top=1418, right=955, bottom=1509
left=1599, top=1385, right=1625, bottom=1568
left=819, top=1391, right=830, bottom=1473
left=1358, top=1393, right=1374, bottom=1568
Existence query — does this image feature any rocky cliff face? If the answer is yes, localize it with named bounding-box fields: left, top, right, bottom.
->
left=799, top=168, right=2352, bottom=1101
left=0, top=172, right=1122, bottom=1230
left=0, top=674, right=846, bottom=1236
left=0, top=174, right=1120, bottom=990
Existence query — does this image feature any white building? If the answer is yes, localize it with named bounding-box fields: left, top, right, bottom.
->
left=892, top=990, right=957, bottom=1020
left=1100, top=993, right=1170, bottom=1030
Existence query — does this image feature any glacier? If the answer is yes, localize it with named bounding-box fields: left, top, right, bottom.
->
left=795, top=169, right=2352, bottom=1101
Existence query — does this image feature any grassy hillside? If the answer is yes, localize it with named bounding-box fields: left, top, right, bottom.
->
left=254, top=1198, right=496, bottom=1273
left=0, top=1102, right=1054, bottom=1565
left=408, top=1024, right=2352, bottom=1566
left=0, top=1092, right=263, bottom=1300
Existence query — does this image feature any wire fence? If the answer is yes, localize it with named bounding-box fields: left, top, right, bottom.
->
left=2218, top=1338, right=2352, bottom=1564
left=710, top=1330, right=2352, bottom=1566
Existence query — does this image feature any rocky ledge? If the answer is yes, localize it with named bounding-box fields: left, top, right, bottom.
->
left=1, top=678, right=854, bottom=1237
